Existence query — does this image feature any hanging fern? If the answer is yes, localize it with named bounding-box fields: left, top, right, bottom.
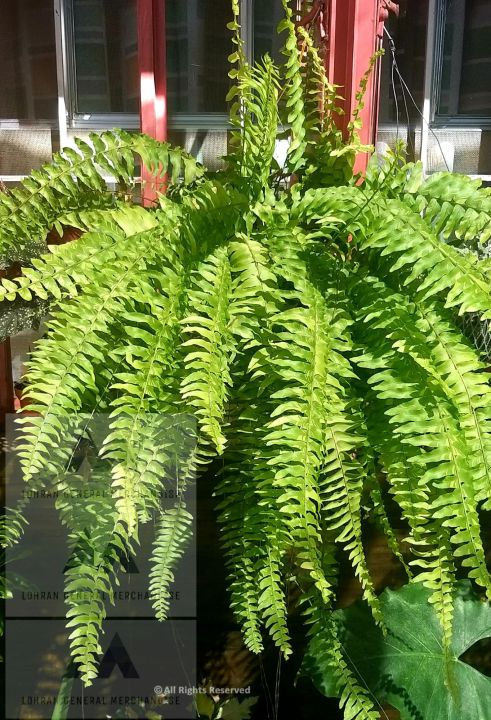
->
left=2, top=4, right=491, bottom=718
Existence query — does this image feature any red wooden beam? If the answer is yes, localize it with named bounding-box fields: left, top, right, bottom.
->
left=137, top=0, right=167, bottom=205
left=325, top=0, right=379, bottom=174
left=152, top=0, right=167, bottom=143
left=0, top=340, right=14, bottom=431
left=324, top=0, right=398, bottom=175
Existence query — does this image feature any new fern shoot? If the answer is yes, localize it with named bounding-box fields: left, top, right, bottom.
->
left=2, top=2, right=491, bottom=717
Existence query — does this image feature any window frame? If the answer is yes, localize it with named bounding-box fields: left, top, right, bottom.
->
left=431, top=0, right=491, bottom=128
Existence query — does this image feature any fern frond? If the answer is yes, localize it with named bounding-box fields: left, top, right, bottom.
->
left=257, top=547, right=292, bottom=658
left=17, top=226, right=164, bottom=486
left=359, top=353, right=491, bottom=598
left=217, top=402, right=268, bottom=655
left=307, top=610, right=380, bottom=720
left=360, top=200, right=491, bottom=318
left=0, top=130, right=202, bottom=268
left=229, top=558, right=264, bottom=654
left=65, top=523, right=129, bottom=685
left=149, top=501, right=193, bottom=621
left=219, top=378, right=287, bottom=655
left=414, top=301, right=491, bottom=510
left=347, top=51, right=383, bottom=149
left=352, top=273, right=491, bottom=511
left=227, top=57, right=280, bottom=198
left=102, top=244, right=187, bottom=531
left=410, top=526, right=456, bottom=648
left=406, top=170, right=491, bottom=245
left=428, top=402, right=490, bottom=595
left=364, top=396, right=455, bottom=641
left=227, top=0, right=246, bottom=79
left=296, top=27, right=353, bottom=187
left=291, top=185, right=368, bottom=241
left=262, top=280, right=340, bottom=603
left=217, top=234, right=282, bottom=654
left=278, top=1, right=307, bottom=172
left=0, top=205, right=159, bottom=305
left=56, top=459, right=132, bottom=686
left=0, top=506, right=29, bottom=550
left=322, top=410, right=382, bottom=624
left=180, top=246, right=235, bottom=455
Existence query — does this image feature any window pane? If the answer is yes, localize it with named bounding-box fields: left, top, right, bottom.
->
left=73, top=0, right=138, bottom=113
left=166, top=0, right=233, bottom=113
left=253, top=0, right=287, bottom=64
left=73, top=0, right=233, bottom=115
left=438, top=0, right=491, bottom=116
left=378, top=0, right=427, bottom=125
left=0, top=0, right=57, bottom=119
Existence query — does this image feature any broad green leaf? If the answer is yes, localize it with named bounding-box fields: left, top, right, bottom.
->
left=219, top=696, right=258, bottom=720
left=301, top=582, right=491, bottom=720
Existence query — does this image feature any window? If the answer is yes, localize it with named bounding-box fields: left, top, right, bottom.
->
left=437, top=0, right=491, bottom=118
left=71, top=0, right=234, bottom=122
left=378, top=0, right=427, bottom=126
left=72, top=0, right=138, bottom=114
left=68, top=0, right=296, bottom=127
left=253, top=0, right=286, bottom=64
left=0, top=0, right=58, bottom=120
left=166, top=0, right=233, bottom=114
left=376, top=0, right=491, bottom=175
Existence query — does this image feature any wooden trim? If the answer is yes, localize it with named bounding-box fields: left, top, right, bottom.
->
left=326, top=0, right=379, bottom=173
left=137, top=0, right=168, bottom=205
left=325, top=0, right=397, bottom=174
left=0, top=340, right=14, bottom=431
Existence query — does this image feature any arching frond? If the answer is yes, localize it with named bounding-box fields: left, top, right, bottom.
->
left=0, top=130, right=203, bottom=268
left=149, top=501, right=193, bottom=621
left=180, top=246, right=235, bottom=456
left=406, top=170, right=491, bottom=246
left=278, top=0, right=307, bottom=172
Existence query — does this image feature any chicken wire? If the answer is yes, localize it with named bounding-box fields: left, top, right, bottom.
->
left=459, top=239, right=491, bottom=362
left=461, top=312, right=491, bottom=362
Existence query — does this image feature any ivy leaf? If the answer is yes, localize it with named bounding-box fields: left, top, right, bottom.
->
left=195, top=694, right=217, bottom=719
left=219, top=697, right=258, bottom=720
left=301, top=582, right=491, bottom=720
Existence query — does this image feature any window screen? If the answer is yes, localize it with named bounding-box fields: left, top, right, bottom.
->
left=73, top=0, right=138, bottom=113
left=72, top=0, right=233, bottom=116
left=0, top=0, right=57, bottom=119
left=438, top=0, right=491, bottom=117
left=166, top=0, right=233, bottom=114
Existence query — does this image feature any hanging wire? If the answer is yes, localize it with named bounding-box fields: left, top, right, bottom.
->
left=385, top=26, right=401, bottom=148
left=384, top=25, right=415, bottom=158
left=384, top=26, right=450, bottom=172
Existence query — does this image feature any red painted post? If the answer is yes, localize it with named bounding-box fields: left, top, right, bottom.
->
left=138, top=0, right=156, bottom=140
left=152, top=0, right=167, bottom=144
left=324, top=0, right=397, bottom=174
left=137, top=0, right=167, bottom=205
left=325, top=0, right=379, bottom=174
left=0, top=340, right=14, bottom=431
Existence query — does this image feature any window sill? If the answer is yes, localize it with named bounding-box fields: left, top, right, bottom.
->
left=69, top=113, right=231, bottom=131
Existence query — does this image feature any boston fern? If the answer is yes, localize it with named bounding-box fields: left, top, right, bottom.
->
left=2, top=1, right=491, bottom=716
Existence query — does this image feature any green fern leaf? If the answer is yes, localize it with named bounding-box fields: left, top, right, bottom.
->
left=149, top=501, right=193, bottom=621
